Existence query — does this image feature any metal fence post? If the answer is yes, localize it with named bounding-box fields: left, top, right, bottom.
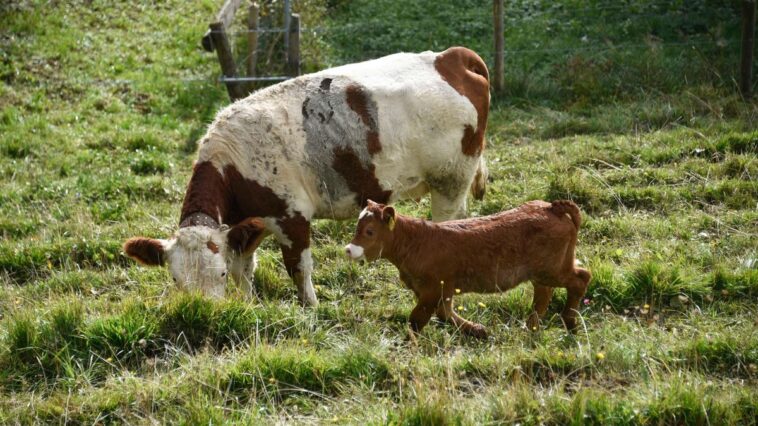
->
left=741, top=0, right=756, bottom=99
left=493, top=0, right=505, bottom=93
left=287, top=14, right=301, bottom=77
left=247, top=3, right=260, bottom=93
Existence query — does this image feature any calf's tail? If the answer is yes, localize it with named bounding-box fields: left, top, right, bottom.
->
left=550, top=200, right=582, bottom=229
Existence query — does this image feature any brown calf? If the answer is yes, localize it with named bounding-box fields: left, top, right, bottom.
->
left=345, top=200, right=591, bottom=338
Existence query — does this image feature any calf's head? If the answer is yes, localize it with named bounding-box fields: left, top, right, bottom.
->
left=123, top=218, right=266, bottom=296
left=345, top=200, right=396, bottom=262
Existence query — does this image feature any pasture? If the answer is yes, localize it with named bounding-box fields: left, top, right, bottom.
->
left=1, top=1, right=757, bottom=424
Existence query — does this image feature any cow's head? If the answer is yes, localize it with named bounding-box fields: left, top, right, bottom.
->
left=123, top=218, right=266, bottom=297
left=345, top=200, right=396, bottom=262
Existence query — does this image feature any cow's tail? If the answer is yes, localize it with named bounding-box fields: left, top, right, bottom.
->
left=551, top=200, right=582, bottom=229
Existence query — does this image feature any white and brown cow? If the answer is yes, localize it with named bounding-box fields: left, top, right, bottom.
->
left=124, top=46, right=490, bottom=306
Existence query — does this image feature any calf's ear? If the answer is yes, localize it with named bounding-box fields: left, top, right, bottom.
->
left=226, top=218, right=266, bottom=255
left=381, top=206, right=396, bottom=223
left=123, top=237, right=169, bottom=266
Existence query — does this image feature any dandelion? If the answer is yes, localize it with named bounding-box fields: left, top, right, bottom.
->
left=457, top=305, right=464, bottom=311
left=106, top=357, right=113, bottom=363
left=455, top=288, right=461, bottom=294
left=314, top=284, right=323, bottom=292
left=596, top=352, right=605, bottom=361
left=643, top=304, right=650, bottom=309
left=301, top=339, right=308, bottom=345
left=477, top=302, right=486, bottom=308
left=268, top=377, right=276, bottom=384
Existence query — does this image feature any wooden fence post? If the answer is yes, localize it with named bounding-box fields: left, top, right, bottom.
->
left=287, top=14, right=301, bottom=77
left=247, top=3, right=260, bottom=93
left=493, top=0, right=505, bottom=93
left=209, top=21, right=246, bottom=101
left=741, top=0, right=756, bottom=99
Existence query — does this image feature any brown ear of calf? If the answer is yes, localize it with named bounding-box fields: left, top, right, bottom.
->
left=123, top=237, right=165, bottom=266
left=227, top=218, right=266, bottom=255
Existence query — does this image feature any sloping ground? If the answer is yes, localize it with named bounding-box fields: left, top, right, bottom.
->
left=1, top=1, right=757, bottom=424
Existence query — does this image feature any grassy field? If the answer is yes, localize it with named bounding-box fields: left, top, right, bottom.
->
left=1, top=0, right=757, bottom=424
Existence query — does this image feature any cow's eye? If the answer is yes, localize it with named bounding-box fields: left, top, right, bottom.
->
left=221, top=272, right=227, bottom=277
left=366, top=228, right=374, bottom=237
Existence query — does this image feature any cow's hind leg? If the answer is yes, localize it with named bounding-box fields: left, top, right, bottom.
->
left=276, top=215, right=318, bottom=307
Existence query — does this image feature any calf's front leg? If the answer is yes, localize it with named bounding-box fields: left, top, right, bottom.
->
left=436, top=296, right=488, bottom=339
left=527, top=282, right=554, bottom=331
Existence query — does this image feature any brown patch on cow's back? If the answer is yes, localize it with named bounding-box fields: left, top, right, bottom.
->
left=434, top=47, right=490, bottom=157
left=223, top=165, right=289, bottom=220
left=345, top=84, right=381, bottom=155
left=332, top=146, right=391, bottom=206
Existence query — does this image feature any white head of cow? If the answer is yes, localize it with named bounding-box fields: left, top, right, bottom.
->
left=123, top=218, right=266, bottom=298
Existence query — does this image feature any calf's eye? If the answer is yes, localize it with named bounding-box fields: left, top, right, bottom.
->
left=366, top=229, right=374, bottom=237
left=221, top=272, right=227, bottom=277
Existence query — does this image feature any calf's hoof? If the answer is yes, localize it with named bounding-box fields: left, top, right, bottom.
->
left=464, top=323, right=488, bottom=339
left=526, top=312, right=541, bottom=331
left=561, top=315, right=577, bottom=332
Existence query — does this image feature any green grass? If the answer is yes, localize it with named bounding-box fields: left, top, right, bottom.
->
left=2, top=0, right=758, bottom=424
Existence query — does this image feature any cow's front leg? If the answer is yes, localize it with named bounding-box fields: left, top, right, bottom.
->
left=277, top=215, right=318, bottom=307
left=229, top=252, right=257, bottom=300
left=430, top=188, right=469, bottom=222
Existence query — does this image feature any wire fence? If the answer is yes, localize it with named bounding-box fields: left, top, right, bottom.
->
left=29, top=1, right=747, bottom=96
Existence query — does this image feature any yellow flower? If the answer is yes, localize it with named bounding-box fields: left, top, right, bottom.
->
left=268, top=377, right=276, bottom=384
left=301, top=339, right=308, bottom=345
left=477, top=302, right=486, bottom=308
left=457, top=305, right=464, bottom=311
left=596, top=352, right=605, bottom=361
left=455, top=288, right=461, bottom=294
left=643, top=304, right=650, bottom=309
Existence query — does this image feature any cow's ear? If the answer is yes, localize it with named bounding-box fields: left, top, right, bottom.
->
left=226, top=218, right=266, bottom=255
left=124, top=237, right=169, bottom=266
